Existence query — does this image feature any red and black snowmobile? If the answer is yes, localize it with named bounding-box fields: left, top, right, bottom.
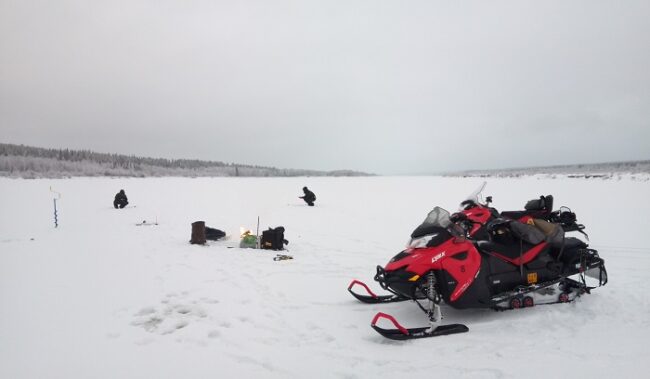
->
left=348, top=183, right=608, bottom=340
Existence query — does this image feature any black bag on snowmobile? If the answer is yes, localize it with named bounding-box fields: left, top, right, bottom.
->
left=555, top=208, right=577, bottom=225
left=261, top=226, right=288, bottom=250
left=510, top=220, right=546, bottom=245
left=524, top=195, right=553, bottom=211
left=549, top=207, right=585, bottom=235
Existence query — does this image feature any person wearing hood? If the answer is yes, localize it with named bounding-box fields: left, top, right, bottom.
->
left=113, top=189, right=129, bottom=209
left=299, top=186, right=316, bottom=206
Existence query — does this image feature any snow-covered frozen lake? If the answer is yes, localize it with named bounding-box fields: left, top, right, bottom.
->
left=1, top=176, right=649, bottom=378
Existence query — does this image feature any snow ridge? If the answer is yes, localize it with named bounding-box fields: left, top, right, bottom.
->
left=447, top=160, right=650, bottom=181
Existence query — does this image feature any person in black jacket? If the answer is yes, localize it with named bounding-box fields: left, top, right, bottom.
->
left=113, top=189, right=129, bottom=209
left=299, top=186, right=316, bottom=206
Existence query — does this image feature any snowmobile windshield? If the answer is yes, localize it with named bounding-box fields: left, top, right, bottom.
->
left=408, top=207, right=463, bottom=248
left=420, top=207, right=453, bottom=229
left=459, top=181, right=487, bottom=210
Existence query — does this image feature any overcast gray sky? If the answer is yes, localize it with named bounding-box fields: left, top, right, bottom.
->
left=1, top=0, right=649, bottom=174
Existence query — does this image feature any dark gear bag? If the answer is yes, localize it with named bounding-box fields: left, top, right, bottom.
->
left=205, top=227, right=226, bottom=241
left=261, top=226, right=288, bottom=250
left=524, top=195, right=553, bottom=211
left=510, top=220, right=546, bottom=245
left=532, top=219, right=565, bottom=247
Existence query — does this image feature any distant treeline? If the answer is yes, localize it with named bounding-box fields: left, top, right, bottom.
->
left=0, top=143, right=371, bottom=178
left=447, top=160, right=650, bottom=179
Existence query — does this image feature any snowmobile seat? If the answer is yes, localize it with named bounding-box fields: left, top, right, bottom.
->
left=562, top=237, right=588, bottom=250
left=551, top=237, right=588, bottom=263
left=477, top=240, right=543, bottom=262
left=501, top=195, right=554, bottom=221
left=501, top=210, right=551, bottom=221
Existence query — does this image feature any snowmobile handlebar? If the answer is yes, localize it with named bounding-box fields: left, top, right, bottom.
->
left=450, top=212, right=467, bottom=222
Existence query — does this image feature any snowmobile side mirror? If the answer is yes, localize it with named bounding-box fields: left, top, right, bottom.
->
left=485, top=196, right=492, bottom=204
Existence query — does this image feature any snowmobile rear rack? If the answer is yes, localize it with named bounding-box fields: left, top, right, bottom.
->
left=489, top=253, right=607, bottom=309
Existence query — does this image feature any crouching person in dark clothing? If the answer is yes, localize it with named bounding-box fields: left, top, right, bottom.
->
left=114, top=189, right=129, bottom=209
left=300, top=186, right=316, bottom=206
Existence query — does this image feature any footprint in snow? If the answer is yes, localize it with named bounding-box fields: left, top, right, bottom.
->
left=132, top=296, right=209, bottom=335
left=134, top=337, right=155, bottom=346
left=134, top=307, right=156, bottom=316
left=131, top=315, right=164, bottom=332
left=162, top=320, right=189, bottom=335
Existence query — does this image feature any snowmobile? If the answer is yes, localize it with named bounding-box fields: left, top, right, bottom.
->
left=348, top=183, right=608, bottom=340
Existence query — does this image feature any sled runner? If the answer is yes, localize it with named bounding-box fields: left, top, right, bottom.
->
left=136, top=220, right=158, bottom=226
left=273, top=254, right=293, bottom=261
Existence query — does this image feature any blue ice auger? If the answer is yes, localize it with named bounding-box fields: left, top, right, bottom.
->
left=50, top=187, right=61, bottom=228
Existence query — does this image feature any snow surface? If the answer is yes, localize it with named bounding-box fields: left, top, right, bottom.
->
left=1, top=176, right=649, bottom=378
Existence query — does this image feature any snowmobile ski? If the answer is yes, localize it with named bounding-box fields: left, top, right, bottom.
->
left=370, top=312, right=468, bottom=340
left=348, top=280, right=409, bottom=304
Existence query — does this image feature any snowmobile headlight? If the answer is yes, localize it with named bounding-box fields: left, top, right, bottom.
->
left=389, top=250, right=412, bottom=263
